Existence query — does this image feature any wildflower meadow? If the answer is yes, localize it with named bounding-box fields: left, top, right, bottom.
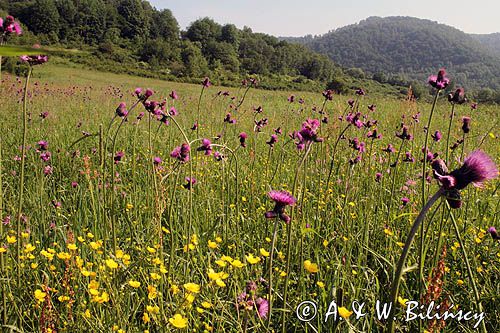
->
left=0, top=15, right=499, bottom=333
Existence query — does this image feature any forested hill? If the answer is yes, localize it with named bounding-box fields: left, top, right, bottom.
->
left=0, top=0, right=351, bottom=91
left=471, top=33, right=500, bottom=56
left=283, top=16, right=500, bottom=91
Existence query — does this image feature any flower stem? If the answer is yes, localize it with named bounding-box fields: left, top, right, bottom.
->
left=267, top=217, right=280, bottom=326
left=282, top=143, right=312, bottom=331
left=447, top=202, right=487, bottom=333
left=0, top=137, right=6, bottom=325
left=16, top=66, right=32, bottom=292
left=388, top=188, right=443, bottom=333
left=418, top=89, right=440, bottom=294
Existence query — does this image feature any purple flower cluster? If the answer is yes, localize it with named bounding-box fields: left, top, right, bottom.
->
left=170, top=143, right=190, bottom=163
left=396, top=125, right=412, bottom=141
left=237, top=280, right=269, bottom=319
left=293, top=119, right=323, bottom=150
left=254, top=118, right=268, bottom=132
left=0, top=16, right=22, bottom=36
left=20, top=55, right=48, bottom=66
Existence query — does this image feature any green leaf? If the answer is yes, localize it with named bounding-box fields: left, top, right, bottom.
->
left=0, top=45, right=82, bottom=57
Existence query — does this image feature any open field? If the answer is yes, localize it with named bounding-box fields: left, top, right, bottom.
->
left=0, top=63, right=499, bottom=332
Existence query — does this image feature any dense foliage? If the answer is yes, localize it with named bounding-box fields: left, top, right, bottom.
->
left=471, top=33, right=500, bottom=56
left=284, top=16, right=500, bottom=97
left=1, top=0, right=345, bottom=90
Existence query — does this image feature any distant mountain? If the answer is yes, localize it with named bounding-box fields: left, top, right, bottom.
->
left=471, top=33, right=500, bottom=56
left=283, top=16, right=500, bottom=90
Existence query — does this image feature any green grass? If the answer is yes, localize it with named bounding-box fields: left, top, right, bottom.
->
left=0, top=62, right=499, bottom=333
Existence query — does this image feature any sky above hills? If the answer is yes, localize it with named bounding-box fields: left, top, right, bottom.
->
left=150, top=0, right=499, bottom=36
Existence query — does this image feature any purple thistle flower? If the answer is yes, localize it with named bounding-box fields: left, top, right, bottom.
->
left=266, top=134, right=278, bottom=148
left=144, top=89, right=154, bottom=98
left=396, top=125, right=412, bottom=141
left=449, top=150, right=498, bottom=190
left=43, top=165, right=53, bottom=175
left=37, top=140, right=48, bottom=151
left=197, top=139, right=212, bottom=156
left=239, top=132, right=248, bottom=148
left=39, top=111, right=49, bottom=119
left=256, top=298, right=269, bottom=319
left=169, top=90, right=178, bottom=100
left=401, top=197, right=410, bottom=206
left=183, top=177, right=197, bottom=190
left=448, top=88, right=467, bottom=104
left=382, top=144, right=395, bottom=153
left=169, top=107, right=178, bottom=116
left=367, top=129, right=381, bottom=140
left=322, top=89, right=334, bottom=101
left=40, top=151, right=51, bottom=162
left=488, top=227, right=500, bottom=240
left=368, top=104, right=376, bottom=112
left=264, top=190, right=296, bottom=223
left=134, top=88, right=142, bottom=97
left=114, top=151, right=124, bottom=164
left=375, top=172, right=382, bottom=182
left=170, top=143, right=190, bottom=163
left=214, top=151, right=224, bottom=161
left=428, top=68, right=450, bottom=90
left=153, top=157, right=162, bottom=165
left=349, top=155, right=362, bottom=165
left=137, top=112, right=145, bottom=120
left=274, top=127, right=282, bottom=135
left=287, top=95, right=295, bottom=103
left=347, top=99, right=355, bottom=108
left=404, top=151, right=415, bottom=163
left=461, top=117, right=471, bottom=134
left=295, top=118, right=323, bottom=149
left=71, top=182, right=78, bottom=188
left=202, top=77, right=211, bottom=88
left=431, top=130, right=442, bottom=142
left=115, top=102, right=128, bottom=117
left=470, top=103, right=477, bottom=110
left=191, top=122, right=198, bottom=131
left=20, top=55, right=48, bottom=66
left=355, top=88, right=365, bottom=96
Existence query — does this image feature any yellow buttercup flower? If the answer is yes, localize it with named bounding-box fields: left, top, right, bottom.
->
left=259, top=248, right=270, bottom=257
left=129, top=280, right=141, bottom=288
left=6, top=235, right=16, bottom=244
left=304, top=260, right=319, bottom=273
left=169, top=314, right=188, bottom=329
left=398, top=296, right=408, bottom=307
left=338, top=307, right=353, bottom=319
left=208, top=240, right=218, bottom=249
left=231, top=260, right=245, bottom=268
left=67, top=243, right=78, bottom=251
left=105, top=258, right=118, bottom=269
left=245, top=253, right=261, bottom=264
left=34, top=289, right=46, bottom=303
left=183, top=283, right=200, bottom=293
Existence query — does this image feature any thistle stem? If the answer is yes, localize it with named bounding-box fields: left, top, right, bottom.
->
left=447, top=202, right=487, bottom=333
left=388, top=188, right=444, bottom=333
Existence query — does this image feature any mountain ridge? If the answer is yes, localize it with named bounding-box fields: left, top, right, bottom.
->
left=282, top=16, right=500, bottom=90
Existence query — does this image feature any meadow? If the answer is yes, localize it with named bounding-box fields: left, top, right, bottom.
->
left=0, top=61, right=499, bottom=333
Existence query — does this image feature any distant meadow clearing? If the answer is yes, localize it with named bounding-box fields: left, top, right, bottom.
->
left=0, top=61, right=499, bottom=333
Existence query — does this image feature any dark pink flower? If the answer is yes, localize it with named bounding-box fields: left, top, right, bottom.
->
left=239, top=132, right=248, bottom=148
left=114, top=151, right=124, bottom=164
left=462, top=117, right=471, bottom=134
left=449, top=150, right=498, bottom=190
left=202, top=77, right=211, bottom=88
left=264, top=190, right=297, bottom=223
left=170, top=143, right=190, bottom=163
left=431, top=130, right=442, bottom=142
left=197, top=139, right=212, bottom=156
left=448, top=88, right=467, bottom=104
left=169, top=90, right=178, bottom=100
left=256, top=298, right=269, bottom=319
left=428, top=68, right=450, bottom=90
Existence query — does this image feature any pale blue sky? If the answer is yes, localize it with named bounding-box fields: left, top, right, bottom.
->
left=149, top=0, right=499, bottom=36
